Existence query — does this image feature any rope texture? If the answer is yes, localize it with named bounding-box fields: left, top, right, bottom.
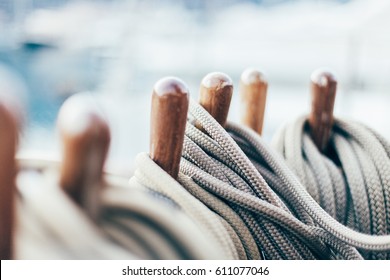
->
left=272, top=116, right=390, bottom=259
left=177, top=99, right=390, bottom=259
left=15, top=102, right=390, bottom=260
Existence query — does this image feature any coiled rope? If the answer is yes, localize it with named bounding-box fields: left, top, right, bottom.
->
left=176, top=99, right=390, bottom=259
left=272, top=116, right=390, bottom=259
left=15, top=158, right=226, bottom=260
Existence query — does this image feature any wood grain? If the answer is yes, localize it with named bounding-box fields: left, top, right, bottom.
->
left=150, top=77, right=189, bottom=179
left=58, top=94, right=110, bottom=219
left=0, top=98, right=19, bottom=260
left=199, top=72, right=233, bottom=128
left=309, top=69, right=337, bottom=152
left=239, top=68, right=268, bottom=135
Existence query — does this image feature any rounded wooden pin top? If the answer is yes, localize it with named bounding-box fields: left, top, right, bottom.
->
left=240, top=68, right=268, bottom=135
left=199, top=72, right=233, bottom=128
left=240, top=68, right=267, bottom=86
left=310, top=69, right=336, bottom=87
left=150, top=77, right=189, bottom=179
left=309, top=69, right=337, bottom=152
left=153, top=77, right=189, bottom=98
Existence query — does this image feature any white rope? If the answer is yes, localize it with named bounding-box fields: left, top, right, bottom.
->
left=272, top=116, right=390, bottom=259
left=15, top=158, right=226, bottom=260
left=178, top=99, right=390, bottom=259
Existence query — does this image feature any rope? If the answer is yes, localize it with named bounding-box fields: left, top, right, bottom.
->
left=132, top=153, right=238, bottom=260
left=15, top=162, right=135, bottom=259
left=15, top=158, right=226, bottom=260
left=272, top=116, right=390, bottom=259
left=178, top=99, right=390, bottom=259
left=14, top=101, right=390, bottom=260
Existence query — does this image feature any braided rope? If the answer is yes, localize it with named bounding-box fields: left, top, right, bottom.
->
left=179, top=100, right=390, bottom=259
left=272, top=116, right=390, bottom=259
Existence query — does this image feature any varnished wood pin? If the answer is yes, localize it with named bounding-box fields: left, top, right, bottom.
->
left=0, top=96, right=20, bottom=260
left=308, top=69, right=337, bottom=152
left=150, top=77, right=189, bottom=179
left=198, top=72, right=233, bottom=128
left=239, top=68, right=268, bottom=135
left=58, top=94, right=110, bottom=219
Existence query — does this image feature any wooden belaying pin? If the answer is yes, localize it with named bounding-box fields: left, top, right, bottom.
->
left=150, top=77, right=189, bottom=179
left=239, top=68, right=268, bottom=135
left=308, top=69, right=337, bottom=152
left=58, top=94, right=110, bottom=219
left=198, top=72, right=233, bottom=128
left=0, top=97, right=20, bottom=260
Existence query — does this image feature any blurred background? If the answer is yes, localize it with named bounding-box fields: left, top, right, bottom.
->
left=0, top=0, right=389, bottom=172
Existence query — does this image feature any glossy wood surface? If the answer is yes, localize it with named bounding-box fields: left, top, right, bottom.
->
left=239, top=68, right=268, bottom=135
left=150, top=77, right=189, bottom=179
left=309, top=69, right=337, bottom=152
left=199, top=72, right=233, bottom=128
